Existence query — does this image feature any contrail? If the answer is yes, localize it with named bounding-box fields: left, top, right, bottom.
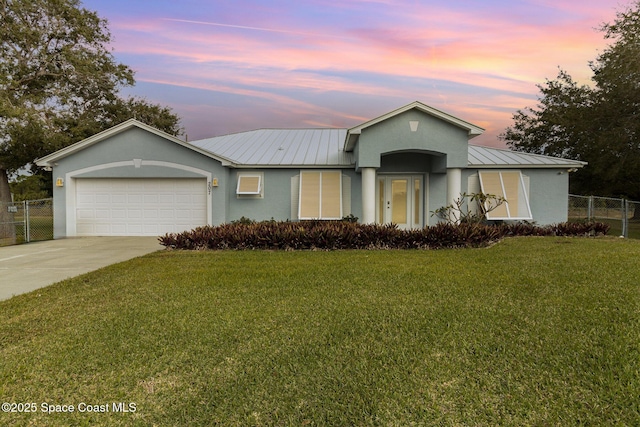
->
left=163, top=18, right=351, bottom=39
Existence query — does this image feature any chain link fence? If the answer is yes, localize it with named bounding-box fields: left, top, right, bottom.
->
left=0, top=198, right=53, bottom=247
left=569, top=194, right=640, bottom=238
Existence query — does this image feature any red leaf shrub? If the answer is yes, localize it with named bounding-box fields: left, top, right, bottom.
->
left=158, top=220, right=610, bottom=250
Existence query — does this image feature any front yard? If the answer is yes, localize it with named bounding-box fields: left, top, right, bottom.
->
left=1, top=237, right=639, bottom=426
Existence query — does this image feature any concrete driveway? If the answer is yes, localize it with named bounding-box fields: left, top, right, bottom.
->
left=0, top=237, right=164, bottom=301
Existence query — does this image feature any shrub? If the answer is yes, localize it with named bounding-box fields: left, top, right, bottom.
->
left=158, top=220, right=611, bottom=251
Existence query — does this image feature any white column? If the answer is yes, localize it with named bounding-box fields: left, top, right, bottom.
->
left=361, top=167, right=376, bottom=224
left=447, top=168, right=462, bottom=223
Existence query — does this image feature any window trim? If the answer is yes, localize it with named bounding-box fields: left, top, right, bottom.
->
left=298, top=170, right=343, bottom=220
left=236, top=172, right=263, bottom=197
left=478, top=170, right=532, bottom=220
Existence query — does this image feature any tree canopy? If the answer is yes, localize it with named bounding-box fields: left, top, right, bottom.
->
left=501, top=0, right=640, bottom=201
left=0, top=0, right=182, bottom=199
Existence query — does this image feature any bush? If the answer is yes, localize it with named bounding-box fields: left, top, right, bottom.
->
left=159, top=220, right=611, bottom=251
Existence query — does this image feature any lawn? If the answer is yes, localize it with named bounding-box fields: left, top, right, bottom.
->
left=1, top=237, right=639, bottom=426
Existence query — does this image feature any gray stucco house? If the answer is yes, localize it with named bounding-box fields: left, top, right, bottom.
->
left=36, top=101, right=585, bottom=237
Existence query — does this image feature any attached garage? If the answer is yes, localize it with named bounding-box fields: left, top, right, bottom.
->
left=75, top=178, right=207, bottom=236
left=35, top=120, right=225, bottom=238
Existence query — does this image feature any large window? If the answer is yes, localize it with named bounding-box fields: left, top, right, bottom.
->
left=478, top=171, right=532, bottom=220
left=298, top=171, right=342, bottom=219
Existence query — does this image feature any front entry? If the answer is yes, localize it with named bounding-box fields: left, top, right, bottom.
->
left=377, top=175, right=424, bottom=229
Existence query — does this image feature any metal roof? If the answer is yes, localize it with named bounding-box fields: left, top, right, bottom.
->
left=190, top=129, right=585, bottom=169
left=468, top=145, right=586, bottom=168
left=191, top=128, right=353, bottom=167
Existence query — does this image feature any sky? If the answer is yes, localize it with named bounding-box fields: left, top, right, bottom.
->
left=82, top=0, right=623, bottom=147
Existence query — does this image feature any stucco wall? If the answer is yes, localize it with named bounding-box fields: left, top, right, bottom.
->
left=49, top=127, right=227, bottom=237
left=355, top=110, right=469, bottom=170
left=226, top=169, right=362, bottom=223
left=462, top=168, right=570, bottom=225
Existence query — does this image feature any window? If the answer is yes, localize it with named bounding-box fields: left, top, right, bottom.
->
left=298, top=171, right=342, bottom=219
left=236, top=173, right=263, bottom=197
left=478, top=171, right=532, bottom=220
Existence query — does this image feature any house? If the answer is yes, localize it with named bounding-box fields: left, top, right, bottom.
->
left=36, top=101, right=585, bottom=238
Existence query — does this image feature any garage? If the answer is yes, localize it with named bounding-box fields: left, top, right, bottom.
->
left=75, top=178, right=207, bottom=236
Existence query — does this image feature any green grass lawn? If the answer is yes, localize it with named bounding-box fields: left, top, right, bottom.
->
left=0, top=216, right=53, bottom=246
left=1, top=237, right=639, bottom=426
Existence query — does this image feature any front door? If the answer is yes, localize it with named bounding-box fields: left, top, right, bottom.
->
left=377, top=175, right=423, bottom=229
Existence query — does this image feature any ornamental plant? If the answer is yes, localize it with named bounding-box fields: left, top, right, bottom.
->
left=158, top=220, right=610, bottom=251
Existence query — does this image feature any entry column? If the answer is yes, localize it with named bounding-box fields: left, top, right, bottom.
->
left=361, top=167, right=376, bottom=224
left=446, top=168, right=462, bottom=223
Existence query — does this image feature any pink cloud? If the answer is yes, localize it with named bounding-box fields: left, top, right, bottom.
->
left=93, top=0, right=621, bottom=146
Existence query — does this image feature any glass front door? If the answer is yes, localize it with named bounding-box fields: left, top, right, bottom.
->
left=377, top=175, right=423, bottom=229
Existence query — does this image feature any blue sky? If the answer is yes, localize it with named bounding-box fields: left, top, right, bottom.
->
left=82, top=0, right=621, bottom=146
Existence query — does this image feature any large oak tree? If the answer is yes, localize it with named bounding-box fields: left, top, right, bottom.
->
left=0, top=0, right=182, bottom=192
left=1, top=0, right=181, bottom=239
left=501, top=0, right=640, bottom=202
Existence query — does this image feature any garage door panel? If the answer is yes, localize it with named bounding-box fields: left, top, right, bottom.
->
left=158, top=194, right=175, bottom=204
left=112, top=194, right=126, bottom=204
left=77, top=209, right=95, bottom=219
left=175, top=194, right=191, bottom=204
left=77, top=193, right=95, bottom=204
left=159, top=209, right=174, bottom=219
left=126, top=209, right=141, bottom=219
left=76, top=178, right=207, bottom=236
left=95, top=193, right=110, bottom=203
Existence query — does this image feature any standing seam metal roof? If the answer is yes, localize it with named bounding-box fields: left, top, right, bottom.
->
left=191, top=129, right=352, bottom=167
left=190, top=129, right=585, bottom=168
left=468, top=145, right=586, bottom=167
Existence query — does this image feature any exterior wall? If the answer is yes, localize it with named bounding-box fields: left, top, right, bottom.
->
left=45, top=119, right=576, bottom=235
left=49, top=127, right=227, bottom=237
left=223, top=166, right=570, bottom=226
left=462, top=168, right=570, bottom=225
left=427, top=173, right=448, bottom=226
left=354, top=109, right=469, bottom=170
left=226, top=168, right=362, bottom=223
left=524, top=169, right=570, bottom=225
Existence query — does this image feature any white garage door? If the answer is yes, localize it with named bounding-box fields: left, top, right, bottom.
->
left=76, top=178, right=207, bottom=236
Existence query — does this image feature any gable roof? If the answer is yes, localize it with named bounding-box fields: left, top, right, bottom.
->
left=35, top=119, right=233, bottom=168
left=344, top=101, right=485, bottom=152
left=35, top=109, right=585, bottom=171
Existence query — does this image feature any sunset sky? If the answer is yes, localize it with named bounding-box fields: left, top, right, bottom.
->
left=82, top=0, right=622, bottom=147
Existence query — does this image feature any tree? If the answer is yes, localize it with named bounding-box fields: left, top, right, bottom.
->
left=9, top=174, right=49, bottom=201
left=501, top=0, right=640, bottom=203
left=0, top=0, right=182, bottom=240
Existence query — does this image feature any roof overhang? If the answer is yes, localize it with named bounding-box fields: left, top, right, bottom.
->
left=344, top=101, right=485, bottom=152
left=35, top=119, right=236, bottom=168
left=467, top=144, right=587, bottom=169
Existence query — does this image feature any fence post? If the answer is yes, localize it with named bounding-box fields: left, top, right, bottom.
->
left=623, top=200, right=629, bottom=239
left=587, top=196, right=593, bottom=221
left=24, top=200, right=30, bottom=243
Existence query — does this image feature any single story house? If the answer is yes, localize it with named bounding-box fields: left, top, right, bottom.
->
left=36, top=101, right=585, bottom=238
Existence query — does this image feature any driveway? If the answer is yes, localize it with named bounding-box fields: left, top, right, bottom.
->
left=0, top=237, right=164, bottom=301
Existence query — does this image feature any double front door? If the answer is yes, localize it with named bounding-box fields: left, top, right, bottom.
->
left=377, top=175, right=424, bottom=229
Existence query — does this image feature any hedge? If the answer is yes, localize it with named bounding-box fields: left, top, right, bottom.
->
left=158, top=220, right=611, bottom=251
